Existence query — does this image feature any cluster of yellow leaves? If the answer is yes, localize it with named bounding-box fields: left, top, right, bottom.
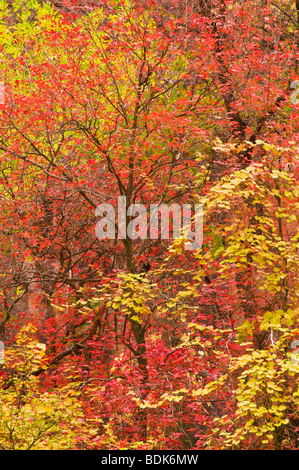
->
left=0, top=325, right=97, bottom=450
left=79, top=272, right=157, bottom=325
left=196, top=329, right=299, bottom=450
left=186, top=141, right=299, bottom=449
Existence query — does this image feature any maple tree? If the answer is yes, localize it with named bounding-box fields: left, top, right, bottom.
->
left=0, top=0, right=299, bottom=450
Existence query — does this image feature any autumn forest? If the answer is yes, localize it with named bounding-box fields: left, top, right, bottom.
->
left=0, top=0, right=299, bottom=451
